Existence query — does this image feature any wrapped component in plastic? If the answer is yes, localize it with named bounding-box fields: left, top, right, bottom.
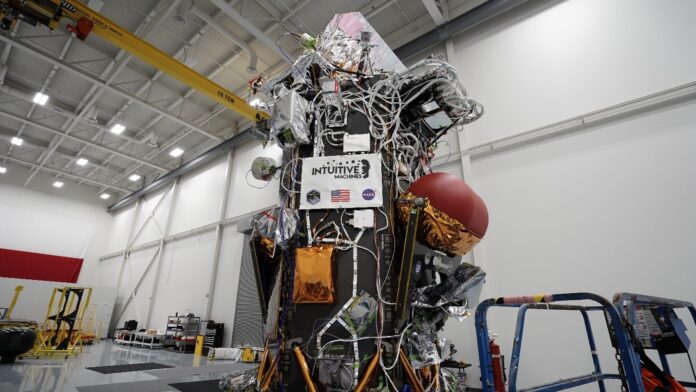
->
left=341, top=292, right=377, bottom=335
left=271, top=90, right=310, bottom=148
left=251, top=208, right=299, bottom=249
left=397, top=193, right=482, bottom=255
left=317, top=356, right=353, bottom=391
left=398, top=58, right=484, bottom=125
left=431, top=252, right=461, bottom=275
left=317, top=12, right=406, bottom=73
left=446, top=305, right=470, bottom=322
left=218, top=368, right=257, bottom=392
left=408, top=332, right=442, bottom=369
left=275, top=208, right=298, bottom=249
left=250, top=156, right=279, bottom=181
left=415, top=263, right=486, bottom=308
left=293, top=246, right=335, bottom=304
left=441, top=368, right=468, bottom=392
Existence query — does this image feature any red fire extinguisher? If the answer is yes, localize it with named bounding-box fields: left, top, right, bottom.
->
left=490, top=332, right=506, bottom=392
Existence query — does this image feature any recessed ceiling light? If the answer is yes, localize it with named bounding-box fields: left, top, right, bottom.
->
left=53, top=181, right=64, bottom=188
left=10, top=136, right=23, bottom=146
left=169, top=147, right=184, bottom=157
left=76, top=158, right=89, bottom=166
left=32, top=92, right=49, bottom=106
left=100, top=193, right=111, bottom=200
left=110, top=123, right=126, bottom=135
left=0, top=166, right=6, bottom=174
left=129, top=174, right=141, bottom=182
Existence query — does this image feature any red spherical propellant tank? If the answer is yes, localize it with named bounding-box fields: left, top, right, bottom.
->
left=408, top=172, right=488, bottom=238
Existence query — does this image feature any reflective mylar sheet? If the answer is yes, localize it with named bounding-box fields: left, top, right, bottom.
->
left=293, top=245, right=335, bottom=304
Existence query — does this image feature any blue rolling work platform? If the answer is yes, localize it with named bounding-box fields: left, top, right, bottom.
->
left=475, top=292, right=644, bottom=392
left=614, top=292, right=696, bottom=389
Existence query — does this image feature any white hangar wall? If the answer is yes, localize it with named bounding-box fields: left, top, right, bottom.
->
left=440, top=0, right=696, bottom=388
left=89, top=141, right=283, bottom=347
left=84, top=0, right=696, bottom=387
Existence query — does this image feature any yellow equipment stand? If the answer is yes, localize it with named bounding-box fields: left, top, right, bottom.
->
left=1, top=285, right=23, bottom=319
left=241, top=346, right=256, bottom=363
left=194, top=336, right=204, bottom=356
left=23, top=287, right=92, bottom=359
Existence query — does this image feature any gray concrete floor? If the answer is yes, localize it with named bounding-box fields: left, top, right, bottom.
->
left=0, top=340, right=220, bottom=392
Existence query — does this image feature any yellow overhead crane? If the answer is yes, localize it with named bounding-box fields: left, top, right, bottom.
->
left=0, top=0, right=269, bottom=122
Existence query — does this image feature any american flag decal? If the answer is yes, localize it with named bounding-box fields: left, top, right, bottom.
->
left=330, top=189, right=350, bottom=202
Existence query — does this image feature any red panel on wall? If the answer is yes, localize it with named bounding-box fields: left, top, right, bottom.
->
left=0, top=248, right=83, bottom=283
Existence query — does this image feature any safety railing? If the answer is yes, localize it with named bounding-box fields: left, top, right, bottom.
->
left=475, top=292, right=644, bottom=392
left=614, top=292, right=696, bottom=389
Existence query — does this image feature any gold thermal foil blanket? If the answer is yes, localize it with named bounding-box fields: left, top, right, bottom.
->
left=293, top=246, right=335, bottom=304
left=397, top=193, right=481, bottom=255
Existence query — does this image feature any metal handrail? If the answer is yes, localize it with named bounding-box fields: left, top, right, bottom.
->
left=475, top=292, right=644, bottom=392
left=614, top=292, right=696, bottom=389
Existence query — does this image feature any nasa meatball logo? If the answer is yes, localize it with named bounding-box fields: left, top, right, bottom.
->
left=362, top=189, right=376, bottom=201
left=306, top=190, right=320, bottom=205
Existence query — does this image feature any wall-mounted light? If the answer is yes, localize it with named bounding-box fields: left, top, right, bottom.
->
left=32, top=92, right=49, bottom=106
left=10, top=136, right=23, bottom=146
left=53, top=181, right=64, bottom=188
left=76, top=158, right=89, bottom=166
left=110, top=123, right=126, bottom=135
left=169, top=147, right=184, bottom=157
left=129, top=174, right=141, bottom=182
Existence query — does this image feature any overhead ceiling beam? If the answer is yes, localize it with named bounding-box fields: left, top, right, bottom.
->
left=0, top=128, right=121, bottom=172
left=104, top=0, right=401, bottom=206
left=21, top=1, right=186, bottom=187
left=0, top=82, right=154, bottom=146
left=95, top=105, right=229, bottom=192
left=0, top=107, right=169, bottom=171
left=107, top=128, right=254, bottom=213
left=89, top=0, right=312, bottom=191
left=70, top=0, right=187, bottom=185
left=0, top=34, right=224, bottom=143
left=395, top=0, right=525, bottom=61
left=2, top=34, right=73, bottom=162
left=0, top=152, right=129, bottom=192
left=208, top=0, right=292, bottom=63
left=421, top=0, right=447, bottom=25
left=187, top=2, right=258, bottom=73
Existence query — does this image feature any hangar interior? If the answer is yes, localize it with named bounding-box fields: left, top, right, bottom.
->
left=0, top=0, right=695, bottom=391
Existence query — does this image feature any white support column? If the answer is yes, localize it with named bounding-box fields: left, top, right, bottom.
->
left=422, top=0, right=447, bottom=25
left=144, top=177, right=181, bottom=328
left=447, top=37, right=484, bottom=267
left=109, top=183, right=175, bottom=331
left=204, top=150, right=235, bottom=319
left=108, top=198, right=142, bottom=335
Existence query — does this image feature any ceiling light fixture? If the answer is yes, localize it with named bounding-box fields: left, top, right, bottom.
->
left=0, top=166, right=6, bottom=174
left=32, top=92, right=49, bottom=106
left=100, top=193, right=111, bottom=200
left=53, top=181, right=64, bottom=188
left=76, top=158, right=88, bottom=166
left=110, top=123, right=126, bottom=135
left=10, top=136, right=23, bottom=146
left=129, top=174, right=141, bottom=182
left=169, top=147, right=184, bottom=157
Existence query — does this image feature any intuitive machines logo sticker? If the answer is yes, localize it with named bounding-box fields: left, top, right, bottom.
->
left=311, top=159, right=370, bottom=179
